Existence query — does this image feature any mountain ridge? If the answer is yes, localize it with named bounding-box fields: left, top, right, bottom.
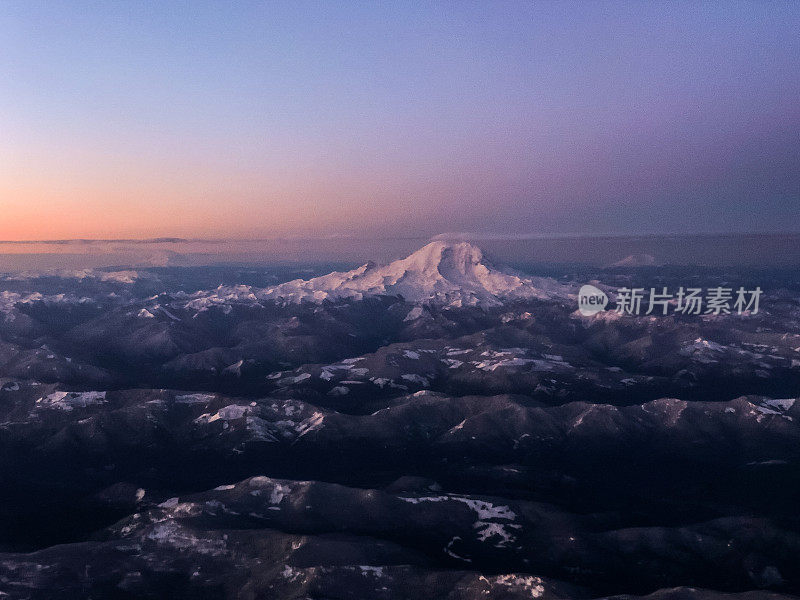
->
left=185, top=241, right=566, bottom=309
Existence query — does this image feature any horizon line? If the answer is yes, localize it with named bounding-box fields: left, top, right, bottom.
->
left=1, top=231, right=799, bottom=245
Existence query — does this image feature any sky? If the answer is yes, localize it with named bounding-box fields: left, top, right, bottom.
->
left=1, top=1, right=799, bottom=241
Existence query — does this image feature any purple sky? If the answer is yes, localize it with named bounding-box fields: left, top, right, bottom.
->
left=2, top=1, right=798, bottom=240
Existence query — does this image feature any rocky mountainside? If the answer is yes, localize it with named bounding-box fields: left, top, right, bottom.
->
left=0, top=246, right=799, bottom=598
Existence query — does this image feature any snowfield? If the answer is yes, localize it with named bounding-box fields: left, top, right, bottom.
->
left=183, top=241, right=570, bottom=309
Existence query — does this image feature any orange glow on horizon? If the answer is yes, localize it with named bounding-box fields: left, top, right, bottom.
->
left=0, top=142, right=518, bottom=241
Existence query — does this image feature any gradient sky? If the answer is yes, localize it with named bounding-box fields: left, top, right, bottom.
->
left=2, top=1, right=799, bottom=240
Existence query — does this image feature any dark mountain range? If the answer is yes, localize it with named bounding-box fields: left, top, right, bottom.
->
left=0, top=243, right=798, bottom=598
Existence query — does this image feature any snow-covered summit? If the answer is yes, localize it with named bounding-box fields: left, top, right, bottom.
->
left=259, top=241, right=550, bottom=306
left=184, top=241, right=566, bottom=310
left=186, top=241, right=567, bottom=310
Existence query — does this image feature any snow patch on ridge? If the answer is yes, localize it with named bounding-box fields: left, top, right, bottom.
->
left=36, top=391, right=106, bottom=411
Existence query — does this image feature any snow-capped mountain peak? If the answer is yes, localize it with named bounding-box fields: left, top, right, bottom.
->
left=184, top=241, right=566, bottom=309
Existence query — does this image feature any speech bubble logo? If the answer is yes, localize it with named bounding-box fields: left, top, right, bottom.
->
left=578, top=284, right=608, bottom=316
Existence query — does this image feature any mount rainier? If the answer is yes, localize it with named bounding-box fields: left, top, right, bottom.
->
left=185, top=241, right=567, bottom=310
